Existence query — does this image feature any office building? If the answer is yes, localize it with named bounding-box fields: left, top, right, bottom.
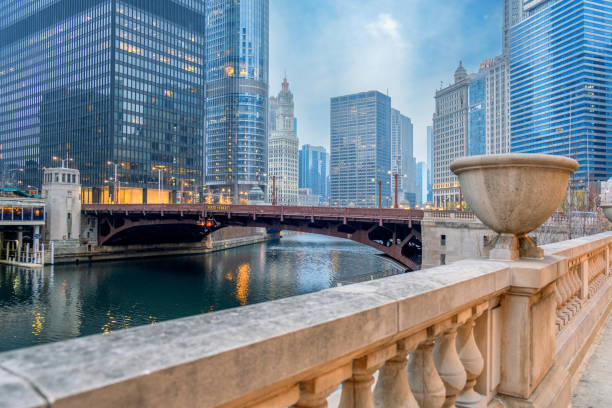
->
left=391, top=109, right=415, bottom=199
left=503, top=0, right=525, bottom=55
left=426, top=125, right=433, bottom=203
left=481, top=56, right=510, bottom=154
left=468, top=72, right=486, bottom=156
left=432, top=62, right=471, bottom=208
left=0, top=0, right=208, bottom=203
left=299, top=144, right=327, bottom=204
left=267, top=77, right=298, bottom=205
left=415, top=161, right=427, bottom=206
left=330, top=91, right=391, bottom=207
left=205, top=0, right=269, bottom=203
left=510, top=0, right=612, bottom=183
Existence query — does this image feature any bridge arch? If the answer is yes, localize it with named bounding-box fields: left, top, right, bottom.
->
left=85, top=205, right=423, bottom=270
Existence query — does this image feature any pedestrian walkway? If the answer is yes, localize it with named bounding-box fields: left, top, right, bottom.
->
left=571, top=312, right=612, bottom=407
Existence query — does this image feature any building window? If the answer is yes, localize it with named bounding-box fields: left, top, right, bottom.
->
left=441, top=234, right=446, bottom=246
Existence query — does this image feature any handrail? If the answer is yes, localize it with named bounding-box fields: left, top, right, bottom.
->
left=1, top=232, right=610, bottom=407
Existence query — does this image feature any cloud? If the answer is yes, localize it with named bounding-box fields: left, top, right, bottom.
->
left=269, top=0, right=502, bottom=162
left=366, top=13, right=403, bottom=43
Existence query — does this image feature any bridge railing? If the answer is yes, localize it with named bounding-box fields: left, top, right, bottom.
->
left=1, top=232, right=610, bottom=407
left=82, top=203, right=425, bottom=221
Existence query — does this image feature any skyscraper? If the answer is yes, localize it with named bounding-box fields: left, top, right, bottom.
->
left=267, top=77, right=298, bottom=205
left=330, top=91, right=391, bottom=207
left=416, top=161, right=426, bottom=206
left=510, top=0, right=612, bottom=182
left=503, top=0, right=525, bottom=55
left=468, top=72, right=486, bottom=156
left=391, top=109, right=415, bottom=199
left=205, top=0, right=269, bottom=204
left=299, top=145, right=328, bottom=204
left=481, top=56, right=510, bottom=155
left=432, top=62, right=471, bottom=208
left=0, top=0, right=207, bottom=203
left=426, top=125, right=433, bottom=203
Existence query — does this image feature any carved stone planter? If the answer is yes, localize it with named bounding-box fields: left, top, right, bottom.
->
left=450, top=154, right=578, bottom=260
left=602, top=204, right=612, bottom=223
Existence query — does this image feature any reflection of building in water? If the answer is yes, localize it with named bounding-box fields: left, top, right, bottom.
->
left=0, top=266, right=83, bottom=350
left=235, top=263, right=250, bottom=306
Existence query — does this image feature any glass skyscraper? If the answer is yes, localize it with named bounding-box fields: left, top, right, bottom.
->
left=298, top=144, right=328, bottom=203
left=510, top=0, right=612, bottom=182
left=330, top=91, right=391, bottom=208
left=468, top=72, right=486, bottom=156
left=0, top=0, right=207, bottom=203
left=205, top=0, right=269, bottom=204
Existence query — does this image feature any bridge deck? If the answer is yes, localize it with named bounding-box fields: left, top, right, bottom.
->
left=82, top=204, right=424, bottom=223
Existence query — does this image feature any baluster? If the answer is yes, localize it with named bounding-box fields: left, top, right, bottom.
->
left=339, top=345, right=396, bottom=408
left=294, top=364, right=352, bottom=408
left=455, top=319, right=484, bottom=408
left=434, top=326, right=467, bottom=408
left=407, top=331, right=446, bottom=408
left=373, top=333, right=425, bottom=408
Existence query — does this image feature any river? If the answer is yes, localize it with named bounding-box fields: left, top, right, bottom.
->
left=0, top=233, right=402, bottom=352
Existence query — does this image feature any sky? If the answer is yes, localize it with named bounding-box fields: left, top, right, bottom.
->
left=269, top=0, right=503, bottom=163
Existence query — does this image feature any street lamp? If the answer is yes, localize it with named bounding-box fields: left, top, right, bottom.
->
left=52, top=156, right=73, bottom=169
left=107, top=161, right=125, bottom=204
left=152, top=165, right=166, bottom=204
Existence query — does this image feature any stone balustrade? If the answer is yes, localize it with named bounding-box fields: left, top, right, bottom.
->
left=1, top=232, right=610, bottom=408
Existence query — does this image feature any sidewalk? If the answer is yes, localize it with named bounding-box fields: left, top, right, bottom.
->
left=571, top=312, right=612, bottom=407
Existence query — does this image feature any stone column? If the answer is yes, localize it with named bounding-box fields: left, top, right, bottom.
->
left=407, top=332, right=446, bottom=408
left=33, top=225, right=40, bottom=248
left=498, top=283, right=556, bottom=399
left=339, top=345, right=397, bottom=408
left=294, top=364, right=352, bottom=408
left=374, top=331, right=426, bottom=408
left=455, top=319, right=484, bottom=408
left=434, top=327, right=467, bottom=407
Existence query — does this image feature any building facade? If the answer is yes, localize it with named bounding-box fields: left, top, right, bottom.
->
left=432, top=62, right=471, bottom=208
left=482, top=56, right=510, bottom=155
left=510, top=0, right=612, bottom=183
left=391, top=109, right=415, bottom=200
left=330, top=91, right=391, bottom=207
left=267, top=77, right=298, bottom=205
left=426, top=125, right=433, bottom=203
left=205, top=0, right=269, bottom=204
left=468, top=72, right=486, bottom=156
left=0, top=0, right=208, bottom=204
left=298, top=144, right=327, bottom=204
left=503, top=0, right=525, bottom=55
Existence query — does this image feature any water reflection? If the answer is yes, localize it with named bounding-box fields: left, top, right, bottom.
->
left=0, top=233, right=401, bottom=352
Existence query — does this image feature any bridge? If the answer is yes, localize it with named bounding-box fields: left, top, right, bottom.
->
left=82, top=204, right=424, bottom=270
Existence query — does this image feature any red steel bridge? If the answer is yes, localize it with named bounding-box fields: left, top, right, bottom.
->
left=82, top=204, right=425, bottom=270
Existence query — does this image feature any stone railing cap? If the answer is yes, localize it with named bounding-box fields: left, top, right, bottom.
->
left=450, top=153, right=578, bottom=175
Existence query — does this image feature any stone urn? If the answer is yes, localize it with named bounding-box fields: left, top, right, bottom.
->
left=602, top=204, right=612, bottom=223
left=450, top=154, right=578, bottom=260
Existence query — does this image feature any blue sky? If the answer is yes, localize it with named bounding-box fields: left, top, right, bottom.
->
left=269, top=0, right=502, bottom=162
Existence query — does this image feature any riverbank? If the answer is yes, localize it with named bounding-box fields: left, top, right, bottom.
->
left=46, top=227, right=280, bottom=264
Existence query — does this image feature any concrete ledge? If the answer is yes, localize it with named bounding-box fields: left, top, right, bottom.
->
left=0, top=260, right=510, bottom=407
left=0, top=367, right=47, bottom=408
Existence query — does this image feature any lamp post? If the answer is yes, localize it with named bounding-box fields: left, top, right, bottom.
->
left=107, top=161, right=125, bottom=204
left=394, top=173, right=399, bottom=209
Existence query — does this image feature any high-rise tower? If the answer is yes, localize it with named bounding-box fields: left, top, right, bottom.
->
left=205, top=0, right=269, bottom=204
left=268, top=78, right=298, bottom=205
left=0, top=0, right=207, bottom=203
left=330, top=91, right=391, bottom=208
left=510, top=0, right=612, bottom=182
